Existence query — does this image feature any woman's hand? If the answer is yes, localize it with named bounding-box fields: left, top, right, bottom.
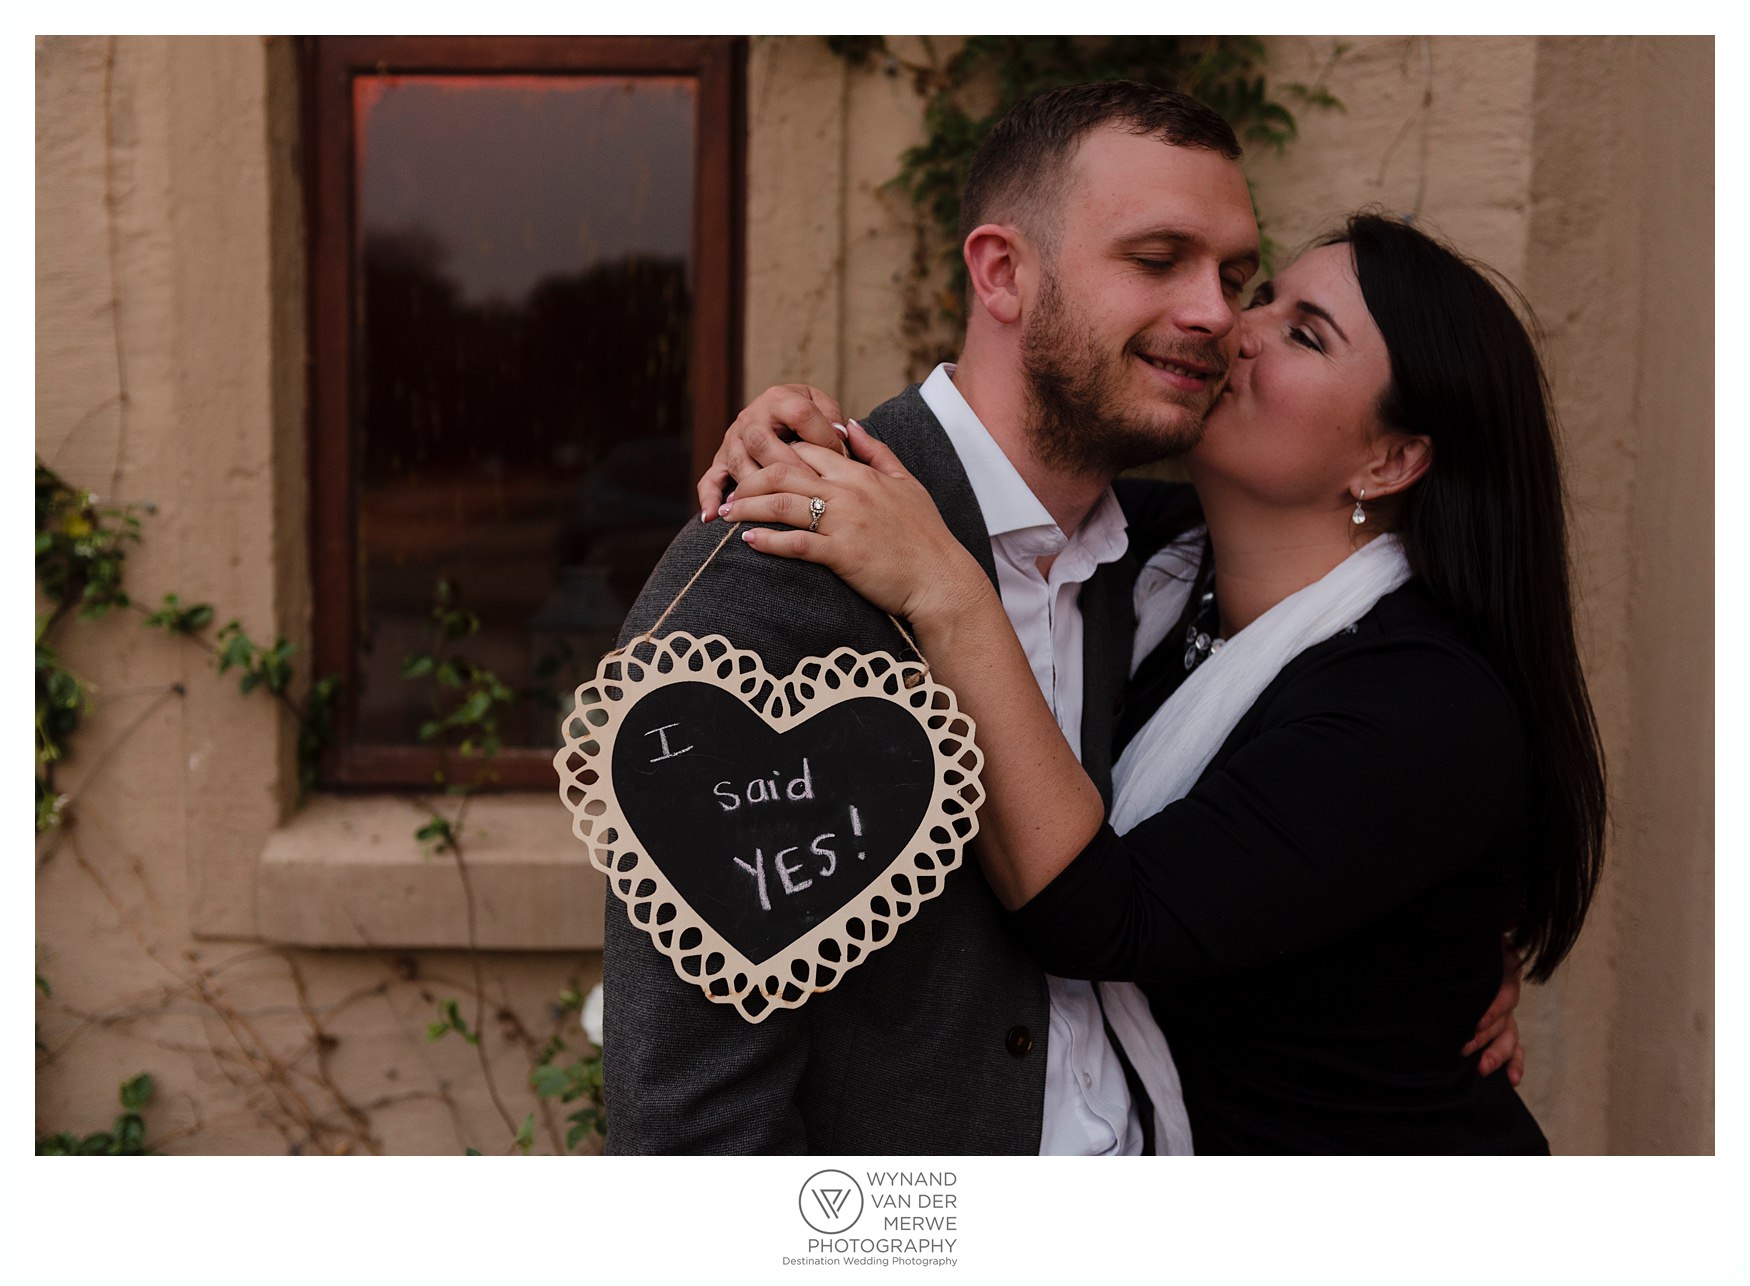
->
left=726, top=422, right=988, bottom=626
left=1459, top=941, right=1527, bottom=1086
left=699, top=384, right=850, bottom=521
left=733, top=424, right=1105, bottom=912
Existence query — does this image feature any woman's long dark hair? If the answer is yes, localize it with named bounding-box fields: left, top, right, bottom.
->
left=1329, top=213, right=1606, bottom=982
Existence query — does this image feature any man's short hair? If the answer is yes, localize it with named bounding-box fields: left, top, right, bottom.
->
left=958, top=80, right=1243, bottom=252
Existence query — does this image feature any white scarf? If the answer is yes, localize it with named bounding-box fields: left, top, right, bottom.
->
left=1112, top=528, right=1413, bottom=831
left=1095, top=528, right=1412, bottom=1156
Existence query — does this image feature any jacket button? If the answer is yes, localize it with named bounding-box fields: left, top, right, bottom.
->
left=1005, top=1025, right=1033, bottom=1058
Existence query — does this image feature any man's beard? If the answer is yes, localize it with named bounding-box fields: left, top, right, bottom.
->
left=1020, top=272, right=1225, bottom=480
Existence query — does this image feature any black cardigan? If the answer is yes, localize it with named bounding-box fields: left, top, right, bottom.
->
left=1010, top=579, right=1549, bottom=1155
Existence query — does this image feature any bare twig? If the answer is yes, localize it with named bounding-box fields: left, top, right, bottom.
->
left=37, top=684, right=184, bottom=869
left=101, top=35, right=130, bottom=500
left=283, top=955, right=382, bottom=1154
left=445, top=812, right=522, bottom=1142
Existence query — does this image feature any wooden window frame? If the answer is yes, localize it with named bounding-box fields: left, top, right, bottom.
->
left=303, top=35, right=744, bottom=791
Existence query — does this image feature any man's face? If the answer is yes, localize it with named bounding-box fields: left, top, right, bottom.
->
left=1019, top=129, right=1260, bottom=479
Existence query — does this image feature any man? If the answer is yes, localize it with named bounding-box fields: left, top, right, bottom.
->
left=602, top=81, right=1261, bottom=1154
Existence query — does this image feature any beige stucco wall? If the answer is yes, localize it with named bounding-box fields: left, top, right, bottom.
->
left=35, top=35, right=599, bottom=1156
left=37, top=34, right=1712, bottom=1155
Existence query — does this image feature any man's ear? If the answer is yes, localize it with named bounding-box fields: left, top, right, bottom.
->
left=964, top=223, right=1027, bottom=326
left=1359, top=431, right=1434, bottom=500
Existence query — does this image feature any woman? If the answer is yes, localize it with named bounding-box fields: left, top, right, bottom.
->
left=703, top=214, right=1604, bottom=1153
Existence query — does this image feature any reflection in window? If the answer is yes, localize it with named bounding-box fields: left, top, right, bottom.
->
left=350, top=75, right=697, bottom=750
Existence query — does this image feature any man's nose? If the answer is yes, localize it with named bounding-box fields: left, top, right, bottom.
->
left=1173, top=269, right=1240, bottom=339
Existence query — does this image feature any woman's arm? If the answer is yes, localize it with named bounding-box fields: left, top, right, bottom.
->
left=717, top=414, right=1532, bottom=1078
left=1006, top=633, right=1528, bottom=988
left=727, top=424, right=1107, bottom=909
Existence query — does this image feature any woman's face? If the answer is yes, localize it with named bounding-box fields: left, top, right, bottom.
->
left=1190, top=242, right=1397, bottom=515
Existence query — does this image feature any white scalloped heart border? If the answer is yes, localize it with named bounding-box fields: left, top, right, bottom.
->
left=554, top=631, right=985, bottom=1023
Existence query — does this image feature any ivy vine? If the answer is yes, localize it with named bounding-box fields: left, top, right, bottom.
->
left=36, top=1073, right=155, bottom=1156
left=34, top=457, right=604, bottom=1153
left=823, top=35, right=1343, bottom=370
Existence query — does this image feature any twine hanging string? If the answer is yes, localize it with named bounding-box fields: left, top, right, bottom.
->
left=610, top=521, right=930, bottom=681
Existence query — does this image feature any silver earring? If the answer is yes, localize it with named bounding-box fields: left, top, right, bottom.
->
left=1351, top=488, right=1367, bottom=526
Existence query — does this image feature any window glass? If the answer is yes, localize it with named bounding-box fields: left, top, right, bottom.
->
left=350, top=74, right=697, bottom=750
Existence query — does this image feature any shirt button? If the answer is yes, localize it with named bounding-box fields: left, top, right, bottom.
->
left=1005, top=1025, right=1034, bottom=1058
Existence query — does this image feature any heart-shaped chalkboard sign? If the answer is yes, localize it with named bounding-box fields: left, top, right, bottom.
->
left=555, top=632, right=985, bottom=1023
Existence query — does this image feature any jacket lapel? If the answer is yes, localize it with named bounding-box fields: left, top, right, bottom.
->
left=863, top=385, right=1000, bottom=589
left=1077, top=555, right=1137, bottom=805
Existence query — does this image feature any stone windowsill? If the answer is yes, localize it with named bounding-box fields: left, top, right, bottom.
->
left=258, top=793, right=605, bottom=950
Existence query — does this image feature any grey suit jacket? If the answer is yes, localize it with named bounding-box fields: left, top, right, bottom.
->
left=600, top=385, right=1138, bottom=1154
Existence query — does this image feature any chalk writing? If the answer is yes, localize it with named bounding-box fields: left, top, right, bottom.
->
left=713, top=757, right=815, bottom=810
left=729, top=808, right=869, bottom=912
left=731, top=851, right=770, bottom=911
left=643, top=721, right=693, bottom=762
left=603, top=672, right=953, bottom=975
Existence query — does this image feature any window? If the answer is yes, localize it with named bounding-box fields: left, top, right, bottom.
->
left=306, top=36, right=743, bottom=790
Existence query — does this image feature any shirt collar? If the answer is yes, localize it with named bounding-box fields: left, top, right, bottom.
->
left=918, top=363, right=1128, bottom=557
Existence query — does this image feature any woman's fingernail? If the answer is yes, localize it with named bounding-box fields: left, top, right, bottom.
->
left=701, top=509, right=712, bottom=523
left=848, top=418, right=864, bottom=432
left=832, top=422, right=849, bottom=438
left=718, top=503, right=732, bottom=518
left=740, top=529, right=757, bottom=546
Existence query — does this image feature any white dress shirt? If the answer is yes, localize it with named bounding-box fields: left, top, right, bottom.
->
left=918, top=363, right=1146, bottom=1156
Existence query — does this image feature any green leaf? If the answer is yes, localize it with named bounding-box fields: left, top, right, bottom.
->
left=440, top=609, right=480, bottom=641
left=119, top=1072, right=154, bottom=1109
left=565, top=1105, right=605, bottom=1147
left=431, top=997, right=476, bottom=1043
left=415, top=817, right=455, bottom=853
left=218, top=629, right=252, bottom=674
left=513, top=1112, right=535, bottom=1153
left=531, top=1065, right=571, bottom=1098
left=115, top=1113, right=146, bottom=1152
left=565, top=1118, right=592, bottom=1151
left=144, top=595, right=176, bottom=629
left=400, top=654, right=435, bottom=679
